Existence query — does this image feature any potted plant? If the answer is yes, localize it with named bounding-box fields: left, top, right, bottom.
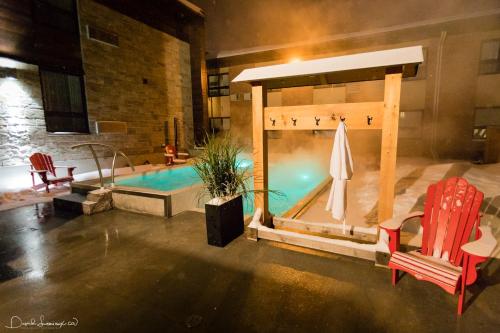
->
left=193, top=135, right=251, bottom=247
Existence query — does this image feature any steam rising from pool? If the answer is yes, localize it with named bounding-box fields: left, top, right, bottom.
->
left=239, top=149, right=330, bottom=215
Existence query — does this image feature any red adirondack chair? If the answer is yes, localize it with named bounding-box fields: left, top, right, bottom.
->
left=164, top=144, right=189, bottom=165
left=29, top=153, right=76, bottom=193
left=380, top=177, right=497, bottom=314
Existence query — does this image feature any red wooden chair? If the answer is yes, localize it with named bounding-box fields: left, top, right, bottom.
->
left=380, top=177, right=497, bottom=314
left=29, top=153, right=76, bottom=193
left=164, top=144, right=189, bottom=165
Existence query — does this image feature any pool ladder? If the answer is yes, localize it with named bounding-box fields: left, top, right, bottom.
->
left=71, top=143, right=135, bottom=188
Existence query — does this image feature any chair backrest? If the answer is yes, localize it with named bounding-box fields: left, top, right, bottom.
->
left=421, top=177, right=483, bottom=266
left=165, top=144, right=177, bottom=156
left=30, top=153, right=56, bottom=175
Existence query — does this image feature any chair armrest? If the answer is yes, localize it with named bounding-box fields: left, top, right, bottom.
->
left=461, top=226, right=497, bottom=258
left=380, top=211, right=424, bottom=231
left=29, top=169, right=49, bottom=183
left=29, top=170, right=48, bottom=174
left=177, top=152, right=190, bottom=157
left=54, top=166, right=76, bottom=177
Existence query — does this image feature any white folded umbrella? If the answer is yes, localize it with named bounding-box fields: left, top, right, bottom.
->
left=325, top=121, right=353, bottom=233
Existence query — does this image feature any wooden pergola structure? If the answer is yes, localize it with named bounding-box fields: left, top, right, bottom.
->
left=233, top=46, right=423, bottom=260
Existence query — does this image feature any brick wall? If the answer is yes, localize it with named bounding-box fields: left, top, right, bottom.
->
left=0, top=0, right=193, bottom=168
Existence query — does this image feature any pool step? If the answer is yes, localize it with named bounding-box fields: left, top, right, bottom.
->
left=54, top=189, right=113, bottom=216
left=70, top=184, right=92, bottom=195
left=53, top=193, right=86, bottom=215
left=273, top=217, right=378, bottom=243
left=83, top=189, right=113, bottom=215
left=86, top=188, right=111, bottom=202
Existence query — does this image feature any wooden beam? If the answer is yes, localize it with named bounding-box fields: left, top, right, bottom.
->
left=252, top=84, right=271, bottom=226
left=378, top=73, right=402, bottom=224
left=264, top=102, right=383, bottom=130
left=256, top=225, right=376, bottom=261
left=273, top=217, right=378, bottom=243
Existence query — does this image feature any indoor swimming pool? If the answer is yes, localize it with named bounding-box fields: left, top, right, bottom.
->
left=115, top=156, right=328, bottom=216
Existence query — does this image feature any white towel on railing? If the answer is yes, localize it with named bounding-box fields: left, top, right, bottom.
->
left=325, top=121, right=353, bottom=221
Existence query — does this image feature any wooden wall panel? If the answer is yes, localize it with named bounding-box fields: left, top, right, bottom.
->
left=264, top=102, right=384, bottom=130
left=0, top=0, right=83, bottom=74
left=0, top=0, right=33, bottom=61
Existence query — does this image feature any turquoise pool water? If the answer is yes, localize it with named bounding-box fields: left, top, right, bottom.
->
left=116, top=158, right=328, bottom=216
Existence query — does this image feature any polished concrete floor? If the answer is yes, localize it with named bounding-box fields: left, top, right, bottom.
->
left=0, top=204, right=498, bottom=332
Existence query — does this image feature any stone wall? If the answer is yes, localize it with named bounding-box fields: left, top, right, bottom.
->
left=0, top=0, right=193, bottom=168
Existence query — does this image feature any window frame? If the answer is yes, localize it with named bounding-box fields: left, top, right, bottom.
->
left=208, top=73, right=230, bottom=97
left=472, top=106, right=500, bottom=141
left=209, top=116, right=231, bottom=133
left=478, top=39, right=500, bottom=75
left=39, top=68, right=90, bottom=134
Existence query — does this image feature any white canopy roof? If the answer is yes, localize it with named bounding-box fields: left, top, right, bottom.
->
left=232, top=46, right=423, bottom=85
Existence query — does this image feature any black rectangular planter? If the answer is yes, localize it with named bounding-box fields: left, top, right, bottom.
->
left=205, top=195, right=244, bottom=247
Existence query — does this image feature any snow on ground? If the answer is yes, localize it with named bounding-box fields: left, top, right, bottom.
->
left=0, top=164, right=166, bottom=211
left=299, top=158, right=500, bottom=258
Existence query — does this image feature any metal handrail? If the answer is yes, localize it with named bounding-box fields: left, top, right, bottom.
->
left=111, top=150, right=135, bottom=185
left=71, top=143, right=135, bottom=188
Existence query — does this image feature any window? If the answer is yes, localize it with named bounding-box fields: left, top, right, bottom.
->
left=473, top=107, right=500, bottom=140
left=479, top=39, right=500, bottom=75
left=208, top=72, right=230, bottom=132
left=399, top=110, right=423, bottom=139
left=208, top=96, right=231, bottom=134
left=87, top=25, right=119, bottom=47
left=208, top=73, right=229, bottom=97
left=40, top=69, right=89, bottom=133
left=209, top=118, right=230, bottom=133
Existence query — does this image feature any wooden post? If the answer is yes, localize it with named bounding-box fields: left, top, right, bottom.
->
left=252, top=84, right=271, bottom=226
left=378, top=73, right=402, bottom=224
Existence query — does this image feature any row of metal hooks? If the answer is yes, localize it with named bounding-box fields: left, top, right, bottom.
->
left=269, top=115, right=373, bottom=126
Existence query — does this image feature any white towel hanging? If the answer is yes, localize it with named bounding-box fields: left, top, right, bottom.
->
left=325, top=121, right=353, bottom=232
